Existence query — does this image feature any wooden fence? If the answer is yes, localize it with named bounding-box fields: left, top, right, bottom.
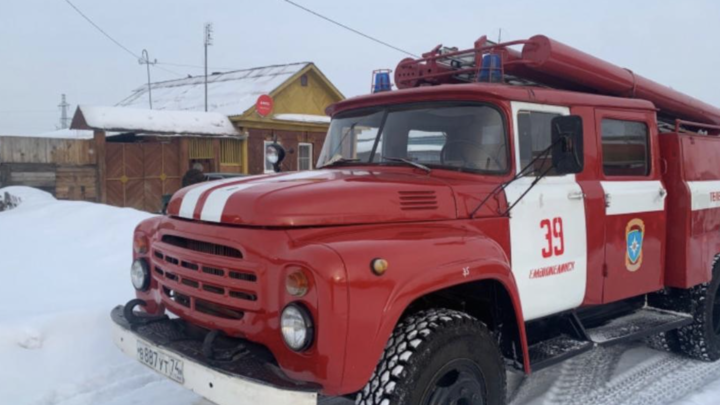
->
left=0, top=136, right=98, bottom=201
left=0, top=136, right=96, bottom=165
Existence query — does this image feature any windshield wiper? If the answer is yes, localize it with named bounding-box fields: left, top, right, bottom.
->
left=382, top=156, right=432, bottom=173
left=321, top=155, right=361, bottom=168
left=469, top=139, right=559, bottom=218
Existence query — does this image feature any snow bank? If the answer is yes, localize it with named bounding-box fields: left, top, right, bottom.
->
left=0, top=188, right=201, bottom=405
left=1, top=186, right=55, bottom=205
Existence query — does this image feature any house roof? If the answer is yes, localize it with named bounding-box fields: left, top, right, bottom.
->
left=70, top=105, right=241, bottom=137
left=116, top=62, right=319, bottom=116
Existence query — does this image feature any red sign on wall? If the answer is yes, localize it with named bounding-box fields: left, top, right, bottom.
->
left=256, top=94, right=274, bottom=117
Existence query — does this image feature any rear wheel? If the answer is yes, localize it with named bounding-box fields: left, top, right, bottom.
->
left=355, top=308, right=506, bottom=405
left=675, top=261, right=720, bottom=361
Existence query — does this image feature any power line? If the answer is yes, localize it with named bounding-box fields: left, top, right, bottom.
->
left=281, top=0, right=418, bottom=58
left=64, top=0, right=140, bottom=59
left=63, top=0, right=183, bottom=78
left=153, top=65, right=183, bottom=77
left=157, top=61, right=243, bottom=71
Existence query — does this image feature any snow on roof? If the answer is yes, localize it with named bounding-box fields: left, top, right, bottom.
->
left=273, top=113, right=331, bottom=124
left=116, top=62, right=311, bottom=116
left=70, top=105, right=241, bottom=137
left=0, top=129, right=122, bottom=140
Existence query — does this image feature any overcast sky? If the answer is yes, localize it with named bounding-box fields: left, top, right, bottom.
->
left=1, top=0, right=718, bottom=135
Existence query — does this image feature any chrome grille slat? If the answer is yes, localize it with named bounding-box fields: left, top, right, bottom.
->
left=151, top=234, right=261, bottom=322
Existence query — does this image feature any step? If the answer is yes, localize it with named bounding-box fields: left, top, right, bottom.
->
left=584, top=307, right=693, bottom=346
left=526, top=334, right=594, bottom=372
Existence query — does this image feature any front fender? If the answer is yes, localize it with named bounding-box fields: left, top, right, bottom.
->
left=288, top=219, right=526, bottom=394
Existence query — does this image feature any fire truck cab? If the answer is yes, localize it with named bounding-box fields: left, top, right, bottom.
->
left=112, top=35, right=720, bottom=405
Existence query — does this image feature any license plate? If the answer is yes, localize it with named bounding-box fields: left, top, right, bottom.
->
left=137, top=340, right=185, bottom=384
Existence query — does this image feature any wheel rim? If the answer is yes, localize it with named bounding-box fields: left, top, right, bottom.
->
left=713, top=284, right=720, bottom=335
left=422, top=359, right=486, bottom=405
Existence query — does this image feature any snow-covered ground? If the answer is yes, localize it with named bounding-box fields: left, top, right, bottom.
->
left=2, top=186, right=720, bottom=405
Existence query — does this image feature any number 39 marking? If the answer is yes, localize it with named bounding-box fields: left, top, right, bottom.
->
left=541, top=217, right=565, bottom=258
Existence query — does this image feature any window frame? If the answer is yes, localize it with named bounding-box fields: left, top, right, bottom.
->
left=322, top=101, right=511, bottom=176
left=298, top=142, right=314, bottom=171
left=595, top=109, right=655, bottom=180
left=511, top=102, right=572, bottom=178
left=516, top=109, right=564, bottom=177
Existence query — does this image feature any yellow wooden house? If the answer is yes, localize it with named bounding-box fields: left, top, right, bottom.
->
left=118, top=62, right=345, bottom=175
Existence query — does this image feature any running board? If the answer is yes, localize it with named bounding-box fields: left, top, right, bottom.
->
left=517, top=307, right=693, bottom=373
left=526, top=334, right=594, bottom=372
left=584, top=307, right=693, bottom=346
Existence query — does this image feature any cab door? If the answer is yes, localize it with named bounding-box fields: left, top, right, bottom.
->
left=596, top=109, right=666, bottom=303
left=505, top=102, right=588, bottom=321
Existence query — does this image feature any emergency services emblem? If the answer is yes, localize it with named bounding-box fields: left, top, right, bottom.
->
left=625, top=218, right=645, bottom=272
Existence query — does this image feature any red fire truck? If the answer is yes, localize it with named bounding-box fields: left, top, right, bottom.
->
left=112, top=35, right=720, bottom=405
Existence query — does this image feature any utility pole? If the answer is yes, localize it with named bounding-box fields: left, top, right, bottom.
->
left=204, top=23, right=213, bottom=112
left=138, top=49, right=157, bottom=109
left=58, top=94, right=70, bottom=129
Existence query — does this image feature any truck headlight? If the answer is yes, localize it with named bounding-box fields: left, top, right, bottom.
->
left=281, top=303, right=314, bottom=351
left=131, top=259, right=150, bottom=291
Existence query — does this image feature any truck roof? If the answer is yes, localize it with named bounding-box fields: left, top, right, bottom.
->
left=328, top=83, right=657, bottom=116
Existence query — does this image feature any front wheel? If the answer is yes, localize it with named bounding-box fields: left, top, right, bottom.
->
left=356, top=309, right=506, bottom=405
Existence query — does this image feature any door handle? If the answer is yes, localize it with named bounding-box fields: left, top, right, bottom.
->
left=568, top=191, right=585, bottom=200
left=658, top=188, right=667, bottom=198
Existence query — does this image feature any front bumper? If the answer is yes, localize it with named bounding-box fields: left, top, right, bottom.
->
left=111, top=305, right=319, bottom=405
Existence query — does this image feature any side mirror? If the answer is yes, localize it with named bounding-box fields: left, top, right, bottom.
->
left=551, top=115, right=584, bottom=174
left=266, top=143, right=286, bottom=173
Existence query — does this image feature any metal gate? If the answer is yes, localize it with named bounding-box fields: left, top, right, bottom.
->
left=106, top=141, right=181, bottom=212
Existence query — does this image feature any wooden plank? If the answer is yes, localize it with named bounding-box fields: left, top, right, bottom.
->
left=179, top=138, right=190, bottom=175
left=212, top=138, right=221, bottom=172
left=125, top=179, right=145, bottom=210
left=56, top=166, right=98, bottom=201
left=144, top=178, right=162, bottom=213
left=0, top=137, right=96, bottom=165
left=106, top=180, right=124, bottom=207
left=163, top=140, right=181, bottom=176
left=124, top=144, right=144, bottom=179
left=94, top=131, right=107, bottom=203
left=143, top=143, right=162, bottom=177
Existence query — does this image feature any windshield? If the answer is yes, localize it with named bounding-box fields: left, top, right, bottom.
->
left=317, top=104, right=508, bottom=173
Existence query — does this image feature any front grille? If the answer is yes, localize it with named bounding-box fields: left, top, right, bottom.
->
left=195, top=299, right=244, bottom=320
left=161, top=235, right=243, bottom=259
left=152, top=235, right=258, bottom=323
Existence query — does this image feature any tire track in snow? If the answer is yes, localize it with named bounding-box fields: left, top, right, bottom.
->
left=544, top=345, right=625, bottom=405
left=511, top=342, right=720, bottom=405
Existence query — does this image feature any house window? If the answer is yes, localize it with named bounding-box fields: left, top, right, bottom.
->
left=220, top=139, right=243, bottom=165
left=298, top=142, right=313, bottom=171
left=602, top=119, right=650, bottom=176
left=517, top=111, right=561, bottom=175
left=189, top=138, right=214, bottom=159
left=300, top=74, right=308, bottom=87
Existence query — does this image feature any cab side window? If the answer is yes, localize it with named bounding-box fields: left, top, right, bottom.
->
left=517, top=111, right=561, bottom=176
left=601, top=119, right=650, bottom=176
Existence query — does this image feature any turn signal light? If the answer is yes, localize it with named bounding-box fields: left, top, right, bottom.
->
left=133, top=234, right=149, bottom=255
left=286, top=270, right=309, bottom=297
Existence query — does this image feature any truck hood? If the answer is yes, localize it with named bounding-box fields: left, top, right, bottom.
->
left=166, top=169, right=457, bottom=227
